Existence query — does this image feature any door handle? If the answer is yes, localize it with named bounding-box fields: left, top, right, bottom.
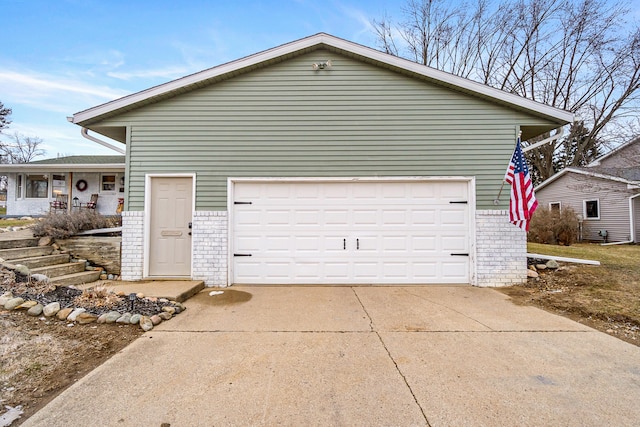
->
left=188, top=222, right=192, bottom=236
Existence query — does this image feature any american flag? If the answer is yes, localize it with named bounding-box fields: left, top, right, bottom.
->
left=504, top=138, right=538, bottom=231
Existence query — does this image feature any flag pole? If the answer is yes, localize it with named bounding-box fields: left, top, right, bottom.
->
left=493, top=131, right=522, bottom=205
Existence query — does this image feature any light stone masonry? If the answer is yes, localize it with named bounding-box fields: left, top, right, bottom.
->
left=192, top=211, right=228, bottom=287
left=121, top=211, right=145, bottom=281
left=475, top=210, right=527, bottom=287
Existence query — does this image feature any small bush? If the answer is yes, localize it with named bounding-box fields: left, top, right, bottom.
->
left=31, top=211, right=120, bottom=239
left=528, top=206, right=579, bottom=245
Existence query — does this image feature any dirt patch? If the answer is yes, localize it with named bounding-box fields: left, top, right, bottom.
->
left=0, top=310, right=142, bottom=425
left=499, top=259, right=640, bottom=346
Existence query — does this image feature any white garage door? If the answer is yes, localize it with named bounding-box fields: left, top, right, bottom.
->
left=231, top=180, right=471, bottom=284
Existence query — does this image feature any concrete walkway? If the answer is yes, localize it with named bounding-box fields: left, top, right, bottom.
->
left=23, top=286, right=640, bottom=427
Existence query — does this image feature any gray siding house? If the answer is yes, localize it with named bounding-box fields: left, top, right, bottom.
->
left=536, top=137, right=640, bottom=243
left=0, top=156, right=125, bottom=216
left=70, top=33, right=572, bottom=287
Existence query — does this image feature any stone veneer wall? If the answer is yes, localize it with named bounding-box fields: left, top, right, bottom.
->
left=192, top=211, right=228, bottom=286
left=56, top=237, right=121, bottom=275
left=121, top=211, right=144, bottom=281
left=475, top=210, right=527, bottom=287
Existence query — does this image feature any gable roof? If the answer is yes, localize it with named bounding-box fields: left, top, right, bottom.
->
left=0, top=155, right=125, bottom=173
left=30, top=155, right=125, bottom=165
left=72, top=33, right=573, bottom=130
left=587, top=136, right=640, bottom=167
left=536, top=166, right=640, bottom=192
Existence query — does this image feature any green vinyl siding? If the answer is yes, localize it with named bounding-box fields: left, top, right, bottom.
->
left=95, top=49, right=558, bottom=210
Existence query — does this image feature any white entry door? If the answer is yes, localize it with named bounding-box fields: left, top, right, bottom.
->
left=148, top=176, right=193, bottom=277
left=231, top=180, right=472, bottom=284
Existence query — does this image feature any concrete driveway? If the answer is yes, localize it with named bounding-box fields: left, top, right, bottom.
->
left=23, top=286, right=640, bottom=426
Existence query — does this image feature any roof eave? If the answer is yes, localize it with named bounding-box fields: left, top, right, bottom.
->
left=73, top=33, right=573, bottom=126
left=0, top=163, right=125, bottom=173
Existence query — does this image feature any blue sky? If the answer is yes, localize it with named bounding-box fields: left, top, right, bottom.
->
left=2, top=0, right=640, bottom=158
left=1, top=0, right=401, bottom=158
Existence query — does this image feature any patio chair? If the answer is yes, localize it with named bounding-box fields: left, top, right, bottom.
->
left=49, top=193, right=68, bottom=213
left=81, top=193, right=99, bottom=210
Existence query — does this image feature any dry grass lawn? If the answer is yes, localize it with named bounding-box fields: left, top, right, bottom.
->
left=500, top=242, right=640, bottom=345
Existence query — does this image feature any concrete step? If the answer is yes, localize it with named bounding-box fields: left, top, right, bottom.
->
left=0, top=246, right=54, bottom=261
left=11, top=254, right=71, bottom=269
left=32, top=262, right=86, bottom=278
left=77, top=280, right=205, bottom=303
left=0, top=238, right=39, bottom=250
left=50, top=270, right=103, bottom=287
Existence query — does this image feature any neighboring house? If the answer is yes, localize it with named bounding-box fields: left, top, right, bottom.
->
left=69, top=33, right=572, bottom=287
left=536, top=137, right=640, bottom=243
left=0, top=155, right=125, bottom=216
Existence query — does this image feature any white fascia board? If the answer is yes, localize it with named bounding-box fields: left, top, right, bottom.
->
left=0, top=164, right=125, bottom=173
left=73, top=33, right=574, bottom=125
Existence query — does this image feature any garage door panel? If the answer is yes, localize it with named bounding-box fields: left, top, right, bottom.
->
left=232, top=180, right=471, bottom=284
left=440, top=209, right=468, bottom=226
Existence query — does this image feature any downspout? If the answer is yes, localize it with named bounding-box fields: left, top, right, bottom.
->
left=522, top=127, right=564, bottom=153
left=600, top=192, right=640, bottom=246
left=80, top=128, right=125, bottom=154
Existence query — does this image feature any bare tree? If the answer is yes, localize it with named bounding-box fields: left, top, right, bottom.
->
left=0, top=101, right=11, bottom=134
left=372, top=0, right=640, bottom=183
left=1, top=132, right=45, bottom=164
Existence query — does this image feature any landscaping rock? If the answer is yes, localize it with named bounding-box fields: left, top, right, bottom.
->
left=38, top=236, right=53, bottom=246
left=527, top=270, right=539, bottom=278
left=105, top=311, right=121, bottom=324
left=67, top=308, right=86, bottom=322
left=116, top=313, right=132, bottom=324
left=136, top=292, right=145, bottom=299
left=16, top=300, right=38, bottom=310
left=14, top=264, right=30, bottom=276
left=536, top=264, right=547, bottom=270
left=57, top=307, right=73, bottom=320
left=27, top=304, right=44, bottom=316
left=129, top=314, right=142, bottom=325
left=43, top=302, right=61, bottom=317
left=4, top=297, right=25, bottom=310
left=546, top=259, right=560, bottom=269
left=150, top=314, right=162, bottom=325
left=0, top=291, right=14, bottom=306
left=77, top=312, right=98, bottom=324
left=161, top=306, right=176, bottom=315
left=99, top=273, right=108, bottom=280
left=140, top=316, right=153, bottom=331
left=31, top=273, right=50, bottom=283
left=158, top=312, right=172, bottom=321
left=97, top=313, right=109, bottom=324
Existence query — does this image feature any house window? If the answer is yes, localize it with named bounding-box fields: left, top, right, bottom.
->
left=549, top=202, right=561, bottom=211
left=584, top=199, right=600, bottom=220
left=52, top=174, right=66, bottom=196
left=15, top=174, right=23, bottom=199
left=101, top=174, right=116, bottom=192
left=25, top=174, right=49, bottom=198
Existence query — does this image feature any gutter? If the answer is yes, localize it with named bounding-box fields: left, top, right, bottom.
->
left=522, top=127, right=564, bottom=153
left=80, top=128, right=126, bottom=154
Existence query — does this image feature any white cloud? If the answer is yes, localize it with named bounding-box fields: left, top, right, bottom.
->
left=107, top=65, right=191, bottom=81
left=0, top=70, right=127, bottom=100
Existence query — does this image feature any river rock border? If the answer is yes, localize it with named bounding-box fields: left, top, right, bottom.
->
left=0, top=291, right=185, bottom=332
